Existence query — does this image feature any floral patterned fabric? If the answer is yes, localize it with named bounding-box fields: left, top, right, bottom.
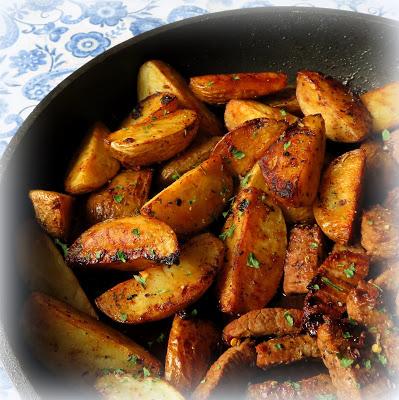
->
left=0, top=0, right=398, bottom=397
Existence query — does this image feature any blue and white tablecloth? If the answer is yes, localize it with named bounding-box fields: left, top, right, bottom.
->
left=0, top=0, right=398, bottom=397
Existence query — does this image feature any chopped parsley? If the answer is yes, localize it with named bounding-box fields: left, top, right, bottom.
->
left=363, top=359, right=372, bottom=369
left=120, top=313, right=128, bottom=322
left=247, top=252, right=260, bottom=269
left=142, top=367, right=151, bottom=377
left=344, top=263, right=356, bottom=278
left=382, top=129, right=391, bottom=141
left=274, top=343, right=283, bottom=350
left=156, top=333, right=165, bottom=344
left=321, top=277, right=344, bottom=292
left=342, top=331, right=352, bottom=339
left=95, top=250, right=102, bottom=260
left=132, top=228, right=140, bottom=237
left=287, top=381, right=301, bottom=391
left=54, top=239, right=68, bottom=257
left=222, top=211, right=229, bottom=218
left=128, top=354, right=138, bottom=365
left=113, top=193, right=124, bottom=203
left=219, top=224, right=236, bottom=241
left=280, top=109, right=287, bottom=117
left=240, top=173, right=252, bottom=187
left=206, top=81, right=214, bottom=87
left=171, top=171, right=181, bottom=181
left=283, top=141, right=291, bottom=151
left=311, top=284, right=320, bottom=290
left=134, top=274, right=147, bottom=288
left=348, top=318, right=358, bottom=326
left=377, top=354, right=388, bottom=366
left=231, top=147, right=246, bottom=160
left=367, top=219, right=374, bottom=225
left=309, top=242, right=318, bottom=250
left=339, top=356, right=354, bottom=368
left=148, top=248, right=156, bottom=258
left=116, top=250, right=127, bottom=263
left=284, top=311, right=294, bottom=327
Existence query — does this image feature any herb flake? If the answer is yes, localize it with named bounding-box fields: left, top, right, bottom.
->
left=113, top=194, right=124, bottom=203
left=321, top=277, right=344, bottom=292
left=219, top=224, right=236, bottom=241
left=247, top=252, right=260, bottom=269
left=134, top=274, right=147, bottom=288
left=382, top=129, right=391, bottom=141
left=132, top=228, right=140, bottom=237
left=231, top=147, right=246, bottom=160
left=116, top=250, right=127, bottom=263
left=284, top=311, right=294, bottom=327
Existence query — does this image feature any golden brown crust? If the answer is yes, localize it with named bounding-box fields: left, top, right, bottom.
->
left=263, top=86, right=302, bottom=115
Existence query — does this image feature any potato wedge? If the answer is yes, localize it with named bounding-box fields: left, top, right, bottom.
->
left=86, top=170, right=152, bottom=225
left=22, top=292, right=161, bottom=382
left=158, top=135, right=221, bottom=188
left=212, top=117, right=288, bottom=176
left=141, top=156, right=233, bottom=235
left=189, top=72, right=287, bottom=104
left=137, top=60, right=223, bottom=136
left=66, top=216, right=179, bottom=271
left=313, top=149, right=366, bottom=244
left=165, top=315, right=220, bottom=393
left=65, top=122, right=120, bottom=194
left=361, top=82, right=399, bottom=132
left=217, top=187, right=287, bottom=314
left=18, top=221, right=97, bottom=318
left=29, top=190, right=73, bottom=240
left=95, top=233, right=224, bottom=324
left=107, top=109, right=199, bottom=167
left=259, top=114, right=326, bottom=207
left=95, top=374, right=185, bottom=400
left=262, top=86, right=302, bottom=115
left=296, top=70, right=371, bottom=142
left=120, top=92, right=179, bottom=128
left=224, top=99, right=298, bottom=131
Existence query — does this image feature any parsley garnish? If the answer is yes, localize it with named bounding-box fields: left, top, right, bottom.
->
left=148, top=248, right=156, bottom=258
left=309, top=242, right=318, bottom=250
left=284, top=311, right=294, bottom=327
left=274, top=343, right=283, bottom=350
left=311, top=284, right=320, bottom=290
left=382, top=129, right=391, bottom=141
left=156, top=333, right=165, bottom=344
left=342, top=331, right=352, bottom=339
left=54, top=239, right=68, bottom=257
left=283, top=141, right=291, bottom=151
left=116, top=250, right=127, bottom=263
left=222, top=211, right=229, bottom=218
left=134, top=275, right=147, bottom=288
left=231, top=147, right=246, bottom=160
left=280, top=109, right=287, bottom=117
left=344, top=263, right=356, bottom=278
left=287, top=381, right=301, bottom=391
left=377, top=354, right=387, bottom=366
left=171, top=171, right=181, bottom=181
left=95, top=250, right=102, bottom=260
left=143, top=367, right=151, bottom=377
left=206, top=81, right=214, bottom=87
left=128, top=354, right=138, bottom=365
left=247, top=252, right=260, bottom=269
left=339, top=356, right=354, bottom=368
left=132, top=228, right=140, bottom=237
left=363, top=359, right=372, bottom=369
left=120, top=313, right=128, bottom=322
left=219, top=224, right=236, bottom=241
left=113, top=194, right=123, bottom=203
left=321, top=277, right=344, bottom=292
left=240, top=172, right=252, bottom=187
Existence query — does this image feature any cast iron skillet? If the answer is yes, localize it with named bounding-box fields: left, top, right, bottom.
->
left=1, top=6, right=399, bottom=399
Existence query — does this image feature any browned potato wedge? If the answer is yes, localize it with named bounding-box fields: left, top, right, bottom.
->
left=189, top=72, right=287, bottom=104
left=141, top=157, right=233, bottom=235
left=137, top=60, right=223, bottom=136
left=259, top=114, right=326, bottom=207
left=217, top=188, right=287, bottom=314
left=296, top=71, right=371, bottom=142
left=95, top=233, right=224, bottom=324
left=224, top=99, right=298, bottom=131
left=313, top=149, right=366, bottom=244
left=165, top=315, right=220, bottom=393
left=120, top=92, right=179, bottom=128
left=65, top=122, right=120, bottom=194
left=361, top=82, right=399, bottom=132
left=263, top=86, right=302, bottom=115
left=29, top=190, right=73, bottom=240
left=22, top=292, right=161, bottom=383
left=332, top=242, right=366, bottom=255
left=95, top=374, right=185, bottom=400
left=86, top=170, right=152, bottom=225
left=158, top=135, right=221, bottom=188
left=18, top=221, right=97, bottom=318
left=212, top=117, right=288, bottom=176
left=66, top=215, right=179, bottom=271
left=106, top=109, right=199, bottom=167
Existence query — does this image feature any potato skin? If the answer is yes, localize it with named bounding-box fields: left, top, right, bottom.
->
left=259, top=114, right=326, bottom=207
left=217, top=188, right=287, bottom=314
left=189, top=72, right=287, bottom=104
left=165, top=315, right=220, bottom=393
left=29, top=190, right=73, bottom=240
left=313, top=149, right=366, bottom=244
left=65, top=122, right=120, bottom=194
left=296, top=71, right=371, bottom=142
left=66, top=216, right=179, bottom=271
left=86, top=169, right=152, bottom=225
left=95, top=233, right=224, bottom=324
left=263, top=86, right=302, bottom=115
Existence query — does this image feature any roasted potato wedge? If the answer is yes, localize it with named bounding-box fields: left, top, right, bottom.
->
left=262, top=86, right=302, bottom=115
left=361, top=82, right=399, bottom=132
left=313, top=149, right=366, bottom=244
left=65, top=122, right=120, bottom=194
left=212, top=117, right=288, bottom=176
left=95, top=233, right=224, bottom=324
left=29, top=190, right=73, bottom=240
left=120, top=92, right=179, bottom=128
left=107, top=109, right=199, bottom=167
left=259, top=114, right=326, bottom=207
left=189, top=72, right=287, bottom=104
left=224, top=99, right=298, bottom=131
left=165, top=315, right=220, bottom=393
left=66, top=216, right=179, bottom=271
left=217, top=187, right=287, bottom=314
left=158, top=135, right=221, bottom=188
left=141, top=156, right=233, bottom=235
left=22, top=292, right=161, bottom=382
left=86, top=170, right=152, bottom=225
left=137, top=60, right=223, bottom=136
left=296, top=70, right=371, bottom=142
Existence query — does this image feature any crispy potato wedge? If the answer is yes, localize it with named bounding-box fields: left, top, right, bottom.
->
left=361, top=82, right=399, bottom=132
left=262, top=86, right=302, bottom=115
left=95, top=374, right=185, bottom=400
left=189, top=72, right=287, bottom=104
left=18, top=221, right=97, bottom=318
left=107, top=109, right=199, bottom=167
left=141, top=156, right=233, bottom=235
left=313, top=149, right=366, bottom=244
left=120, top=92, right=179, bottom=128
left=66, top=216, right=179, bottom=271
left=217, top=187, right=287, bottom=314
left=158, top=135, right=221, bottom=188
left=296, top=71, right=371, bottom=142
left=212, top=117, right=288, bottom=176
left=86, top=170, right=152, bottom=225
left=259, top=114, right=326, bottom=207
left=224, top=99, right=298, bottom=131
left=165, top=315, right=220, bottom=393
left=29, top=190, right=73, bottom=240
left=95, top=233, right=224, bottom=324
left=22, top=292, right=161, bottom=382
left=65, top=122, right=120, bottom=194
left=137, top=60, right=223, bottom=136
